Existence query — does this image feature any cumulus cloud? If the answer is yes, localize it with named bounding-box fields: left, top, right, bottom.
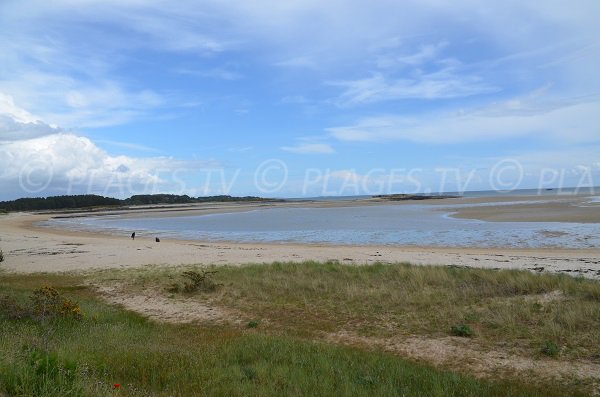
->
left=0, top=132, right=212, bottom=199
left=0, top=115, right=61, bottom=142
left=0, top=92, right=63, bottom=141
left=0, top=93, right=214, bottom=200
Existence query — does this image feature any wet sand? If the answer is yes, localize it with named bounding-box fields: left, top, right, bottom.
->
left=443, top=195, right=600, bottom=223
left=0, top=195, right=598, bottom=278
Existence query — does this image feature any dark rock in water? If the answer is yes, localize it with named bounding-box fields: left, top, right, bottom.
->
left=155, top=237, right=160, bottom=242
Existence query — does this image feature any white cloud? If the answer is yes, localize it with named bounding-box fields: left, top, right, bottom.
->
left=375, top=42, right=448, bottom=69
left=281, top=143, right=335, bottom=154
left=0, top=93, right=43, bottom=124
left=94, top=139, right=161, bottom=153
left=330, top=72, right=498, bottom=106
left=328, top=93, right=600, bottom=144
left=0, top=132, right=219, bottom=199
left=0, top=93, right=62, bottom=141
left=0, top=73, right=165, bottom=128
left=227, top=146, right=254, bottom=153
left=0, top=0, right=598, bottom=199
left=174, top=68, right=243, bottom=80
left=1, top=0, right=598, bottom=124
left=0, top=115, right=61, bottom=142
left=0, top=94, right=216, bottom=199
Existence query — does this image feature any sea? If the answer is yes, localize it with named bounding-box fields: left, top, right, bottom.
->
left=43, top=188, right=600, bottom=249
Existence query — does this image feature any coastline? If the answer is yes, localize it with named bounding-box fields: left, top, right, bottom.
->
left=0, top=195, right=599, bottom=278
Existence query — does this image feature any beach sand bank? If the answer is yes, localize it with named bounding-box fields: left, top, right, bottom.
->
left=0, top=195, right=598, bottom=277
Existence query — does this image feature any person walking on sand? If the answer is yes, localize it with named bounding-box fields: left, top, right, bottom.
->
left=131, top=232, right=136, bottom=240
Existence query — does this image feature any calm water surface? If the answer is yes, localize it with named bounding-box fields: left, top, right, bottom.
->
left=46, top=204, right=600, bottom=249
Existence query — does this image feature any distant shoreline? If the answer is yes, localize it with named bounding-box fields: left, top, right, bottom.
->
left=0, top=194, right=598, bottom=278
left=34, top=192, right=600, bottom=224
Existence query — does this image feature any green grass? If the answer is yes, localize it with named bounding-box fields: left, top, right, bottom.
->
left=2, top=263, right=599, bottom=396
left=1, top=274, right=581, bottom=397
left=101, top=261, right=600, bottom=359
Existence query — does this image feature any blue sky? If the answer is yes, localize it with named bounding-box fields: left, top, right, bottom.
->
left=0, top=0, right=599, bottom=199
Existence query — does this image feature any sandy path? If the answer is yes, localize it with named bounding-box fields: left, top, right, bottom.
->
left=0, top=209, right=599, bottom=278
left=326, top=331, right=600, bottom=393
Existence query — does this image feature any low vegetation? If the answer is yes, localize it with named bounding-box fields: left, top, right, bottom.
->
left=542, top=340, right=561, bottom=358
left=450, top=324, right=474, bottom=338
left=2, top=263, right=598, bottom=396
left=0, top=285, right=82, bottom=321
left=0, top=272, right=586, bottom=397
left=104, top=261, right=600, bottom=360
left=166, top=270, right=222, bottom=293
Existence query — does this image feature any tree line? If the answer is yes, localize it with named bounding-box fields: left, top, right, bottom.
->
left=0, top=194, right=277, bottom=212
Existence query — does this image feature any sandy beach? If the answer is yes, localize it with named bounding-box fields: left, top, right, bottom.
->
left=1, top=195, right=598, bottom=278
left=444, top=194, right=600, bottom=223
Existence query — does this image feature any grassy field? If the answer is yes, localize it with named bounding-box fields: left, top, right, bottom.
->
left=95, top=261, right=600, bottom=358
left=1, top=263, right=598, bottom=396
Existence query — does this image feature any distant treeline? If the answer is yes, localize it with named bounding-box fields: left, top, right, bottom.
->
left=0, top=194, right=277, bottom=212
left=124, top=194, right=275, bottom=205
left=372, top=194, right=459, bottom=201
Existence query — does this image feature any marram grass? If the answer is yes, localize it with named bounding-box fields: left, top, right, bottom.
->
left=1, top=263, right=597, bottom=396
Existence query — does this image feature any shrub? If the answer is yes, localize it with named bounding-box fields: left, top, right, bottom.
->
left=247, top=320, right=259, bottom=329
left=0, top=249, right=4, bottom=263
left=168, top=270, right=222, bottom=294
left=30, top=286, right=83, bottom=320
left=541, top=341, right=560, bottom=357
left=0, top=294, right=25, bottom=319
left=0, top=286, right=83, bottom=321
left=450, top=324, right=474, bottom=337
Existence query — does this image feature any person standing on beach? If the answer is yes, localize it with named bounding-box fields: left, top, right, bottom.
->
left=131, top=232, right=136, bottom=240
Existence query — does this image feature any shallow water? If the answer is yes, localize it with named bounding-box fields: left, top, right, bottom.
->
left=45, top=204, right=600, bottom=249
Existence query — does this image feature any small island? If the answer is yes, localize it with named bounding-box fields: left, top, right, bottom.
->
left=372, top=194, right=460, bottom=201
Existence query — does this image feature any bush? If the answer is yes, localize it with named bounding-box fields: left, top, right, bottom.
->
left=450, top=324, right=474, bottom=337
left=541, top=341, right=560, bottom=357
left=30, top=286, right=83, bottom=320
left=247, top=320, right=259, bottom=328
left=168, top=270, right=222, bottom=294
left=0, top=249, right=4, bottom=263
left=0, top=286, right=83, bottom=321
left=0, top=295, right=25, bottom=319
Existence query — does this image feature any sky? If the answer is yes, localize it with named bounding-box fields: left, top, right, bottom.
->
left=0, top=0, right=599, bottom=200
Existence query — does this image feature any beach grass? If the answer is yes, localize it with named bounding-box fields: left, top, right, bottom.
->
left=1, top=264, right=598, bottom=396
left=99, top=261, right=600, bottom=359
